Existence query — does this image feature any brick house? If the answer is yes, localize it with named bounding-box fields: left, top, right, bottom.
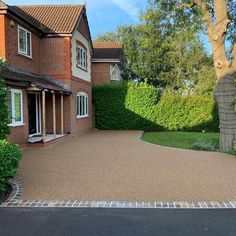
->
left=92, top=42, right=124, bottom=84
left=0, top=1, right=93, bottom=146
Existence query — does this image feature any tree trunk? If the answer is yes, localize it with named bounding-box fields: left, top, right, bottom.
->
left=215, top=73, right=236, bottom=151
left=194, top=0, right=236, bottom=151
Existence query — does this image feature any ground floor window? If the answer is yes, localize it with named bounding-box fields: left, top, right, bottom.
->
left=77, top=92, right=88, bottom=118
left=8, top=89, right=23, bottom=126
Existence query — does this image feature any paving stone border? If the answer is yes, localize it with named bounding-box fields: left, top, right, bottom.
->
left=1, top=179, right=236, bottom=209
left=1, top=199, right=236, bottom=209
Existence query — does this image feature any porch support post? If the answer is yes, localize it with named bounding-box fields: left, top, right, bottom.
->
left=42, top=90, right=46, bottom=143
left=60, top=93, right=64, bottom=135
left=52, top=92, right=56, bottom=138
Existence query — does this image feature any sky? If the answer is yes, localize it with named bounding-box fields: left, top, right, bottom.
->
left=6, top=0, right=148, bottom=38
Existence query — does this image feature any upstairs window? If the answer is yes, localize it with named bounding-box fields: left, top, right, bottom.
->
left=18, top=26, right=32, bottom=57
left=76, top=46, right=87, bottom=70
left=77, top=92, right=88, bottom=118
left=110, top=64, right=122, bottom=81
left=8, top=89, right=23, bottom=126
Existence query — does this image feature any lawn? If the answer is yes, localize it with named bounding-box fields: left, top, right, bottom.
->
left=142, top=132, right=220, bottom=150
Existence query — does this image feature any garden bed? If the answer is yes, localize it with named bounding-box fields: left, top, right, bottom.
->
left=0, top=183, right=12, bottom=204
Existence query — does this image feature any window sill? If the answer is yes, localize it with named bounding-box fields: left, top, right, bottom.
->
left=8, top=123, right=25, bottom=127
left=76, top=65, right=88, bottom=72
left=77, top=115, right=89, bottom=119
left=18, top=52, right=32, bottom=60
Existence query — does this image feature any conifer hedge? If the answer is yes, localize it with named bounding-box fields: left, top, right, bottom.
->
left=93, top=82, right=219, bottom=132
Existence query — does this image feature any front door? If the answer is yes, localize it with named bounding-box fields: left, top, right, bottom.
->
left=28, top=93, right=41, bottom=136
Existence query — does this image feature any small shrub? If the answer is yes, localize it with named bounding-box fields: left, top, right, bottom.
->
left=190, top=140, right=217, bottom=151
left=0, top=140, right=22, bottom=193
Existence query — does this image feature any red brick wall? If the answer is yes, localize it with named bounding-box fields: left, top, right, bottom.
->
left=92, top=63, right=111, bottom=85
left=7, top=87, right=29, bottom=144
left=5, top=17, right=41, bottom=73
left=0, top=15, right=6, bottom=58
left=41, top=37, right=72, bottom=87
left=70, top=76, right=93, bottom=135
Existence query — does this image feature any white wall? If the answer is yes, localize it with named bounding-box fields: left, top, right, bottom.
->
left=71, top=30, right=91, bottom=82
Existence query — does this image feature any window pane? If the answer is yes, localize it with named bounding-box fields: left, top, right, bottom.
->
left=77, top=96, right=80, bottom=116
left=80, top=95, right=83, bottom=116
left=14, top=92, right=22, bottom=122
left=8, top=91, right=12, bottom=122
left=83, top=51, right=86, bottom=68
left=19, top=29, right=26, bottom=52
left=27, top=32, right=31, bottom=56
left=85, top=97, right=88, bottom=115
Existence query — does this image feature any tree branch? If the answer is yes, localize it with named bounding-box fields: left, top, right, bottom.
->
left=193, top=0, right=215, bottom=40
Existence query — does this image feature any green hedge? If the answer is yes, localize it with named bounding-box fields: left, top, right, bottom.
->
left=155, top=92, right=219, bottom=132
left=0, top=140, right=22, bottom=193
left=0, top=59, right=10, bottom=139
left=93, top=82, right=219, bottom=132
left=93, top=82, right=161, bottom=131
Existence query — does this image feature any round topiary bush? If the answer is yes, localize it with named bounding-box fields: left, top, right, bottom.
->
left=0, top=140, right=22, bottom=193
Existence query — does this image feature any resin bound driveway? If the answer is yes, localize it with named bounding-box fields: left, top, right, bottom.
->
left=18, top=131, right=236, bottom=202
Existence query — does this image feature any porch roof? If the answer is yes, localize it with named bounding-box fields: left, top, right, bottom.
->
left=1, top=66, right=71, bottom=94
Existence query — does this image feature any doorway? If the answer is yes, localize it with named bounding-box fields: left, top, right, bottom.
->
left=28, top=93, right=41, bottom=136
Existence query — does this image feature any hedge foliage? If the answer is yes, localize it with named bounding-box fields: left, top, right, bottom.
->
left=93, top=82, right=219, bottom=132
left=93, top=82, right=161, bottom=131
left=0, top=59, right=10, bottom=139
left=0, top=140, right=22, bottom=193
left=155, top=92, right=219, bottom=132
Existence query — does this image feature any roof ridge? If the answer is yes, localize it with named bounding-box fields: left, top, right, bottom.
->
left=0, top=0, right=7, bottom=8
left=17, top=4, right=85, bottom=7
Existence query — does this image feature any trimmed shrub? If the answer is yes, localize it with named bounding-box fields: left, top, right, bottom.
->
left=190, top=140, right=217, bottom=151
left=93, top=82, right=161, bottom=131
left=0, top=59, right=10, bottom=139
left=0, top=140, right=22, bottom=193
left=155, top=92, right=219, bottom=132
left=93, top=82, right=219, bottom=132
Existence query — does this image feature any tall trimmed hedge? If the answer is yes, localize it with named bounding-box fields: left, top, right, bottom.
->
left=0, top=59, right=9, bottom=139
left=93, top=82, right=161, bottom=131
left=93, top=82, right=219, bottom=132
left=155, top=92, right=219, bottom=131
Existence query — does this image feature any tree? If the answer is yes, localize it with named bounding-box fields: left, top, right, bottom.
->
left=194, top=0, right=236, bottom=150
left=0, top=59, right=9, bottom=139
left=138, top=4, right=216, bottom=91
left=95, top=6, right=216, bottom=94
left=143, top=0, right=236, bottom=151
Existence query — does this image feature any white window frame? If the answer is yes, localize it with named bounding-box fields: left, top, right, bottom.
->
left=18, top=25, right=32, bottom=58
left=110, top=64, right=122, bottom=81
left=77, top=45, right=87, bottom=70
left=77, top=92, right=89, bottom=119
left=8, top=89, right=24, bottom=127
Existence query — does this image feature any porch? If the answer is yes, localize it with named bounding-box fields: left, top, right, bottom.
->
left=27, top=88, right=69, bottom=145
left=3, top=66, right=71, bottom=146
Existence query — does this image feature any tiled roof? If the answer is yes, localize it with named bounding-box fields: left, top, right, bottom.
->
left=93, top=42, right=124, bottom=60
left=2, top=66, right=71, bottom=93
left=10, top=4, right=84, bottom=34
left=0, top=0, right=7, bottom=8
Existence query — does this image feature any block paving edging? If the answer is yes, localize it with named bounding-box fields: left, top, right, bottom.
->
left=0, top=179, right=236, bottom=209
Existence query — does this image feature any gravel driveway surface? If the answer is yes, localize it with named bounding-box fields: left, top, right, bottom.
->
left=18, top=131, right=236, bottom=201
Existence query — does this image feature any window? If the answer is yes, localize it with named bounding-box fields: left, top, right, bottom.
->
left=76, top=46, right=87, bottom=70
left=77, top=92, right=88, bottom=118
left=110, top=64, right=122, bottom=81
left=18, top=26, right=32, bottom=57
left=8, top=89, right=23, bottom=126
